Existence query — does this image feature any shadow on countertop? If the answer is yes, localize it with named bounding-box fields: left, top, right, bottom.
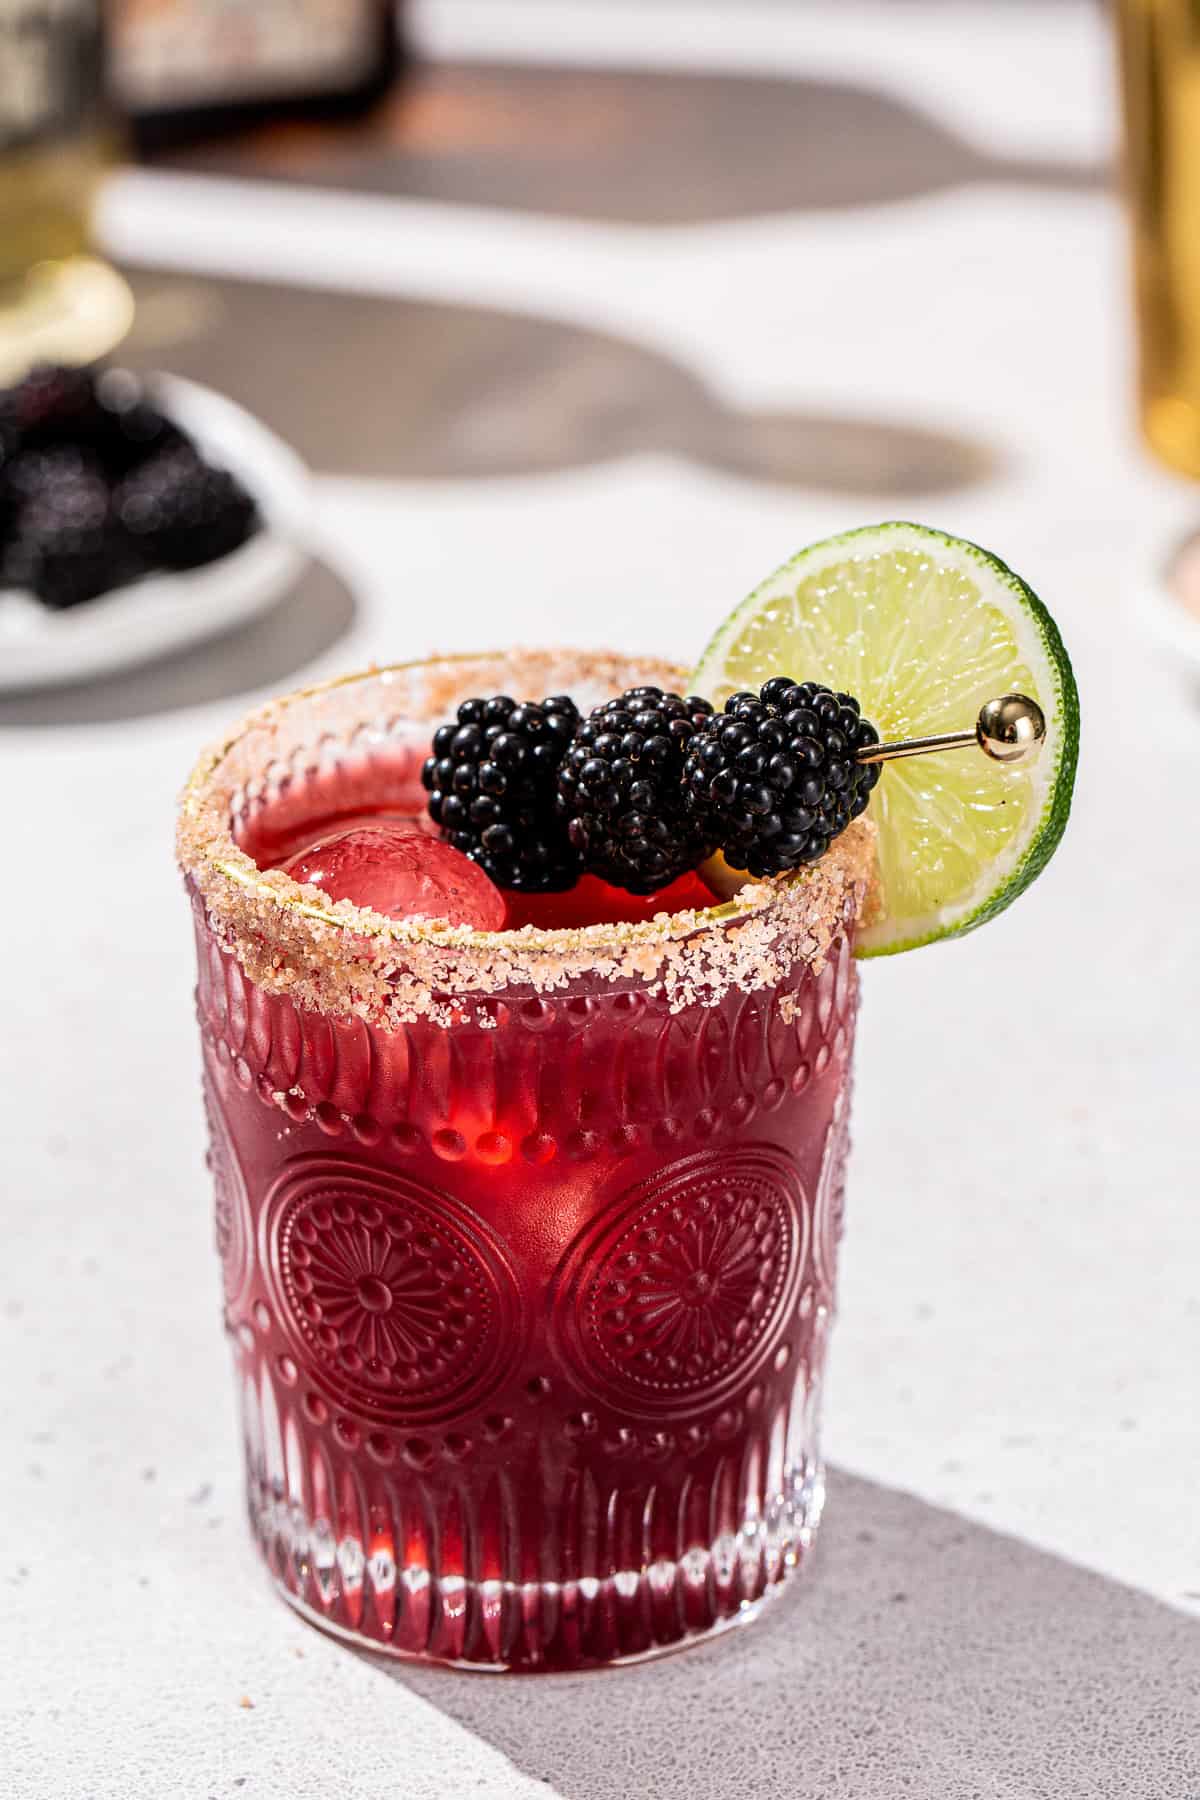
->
left=385, top=1469, right=1200, bottom=1800
left=119, top=272, right=1003, bottom=493
left=153, top=63, right=1108, bottom=225
left=0, top=558, right=355, bottom=729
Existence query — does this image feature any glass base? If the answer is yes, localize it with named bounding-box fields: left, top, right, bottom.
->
left=273, top=1567, right=799, bottom=1672
left=0, top=255, right=134, bottom=385
left=248, top=1464, right=826, bottom=1673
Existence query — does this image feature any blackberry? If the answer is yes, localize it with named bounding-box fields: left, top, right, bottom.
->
left=0, top=363, right=97, bottom=449
left=0, top=490, right=17, bottom=586
left=91, top=368, right=188, bottom=477
left=421, top=693, right=582, bottom=892
left=2, top=448, right=118, bottom=594
left=556, top=687, right=716, bottom=893
left=2, top=444, right=106, bottom=507
left=14, top=467, right=142, bottom=610
left=0, top=412, right=19, bottom=478
left=683, top=676, right=881, bottom=877
left=115, top=444, right=258, bottom=570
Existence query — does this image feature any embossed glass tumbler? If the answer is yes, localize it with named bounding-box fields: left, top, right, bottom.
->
left=178, top=651, right=873, bottom=1671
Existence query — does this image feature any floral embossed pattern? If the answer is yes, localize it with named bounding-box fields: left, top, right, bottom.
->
left=555, top=1147, right=807, bottom=1416
left=264, top=1159, right=521, bottom=1424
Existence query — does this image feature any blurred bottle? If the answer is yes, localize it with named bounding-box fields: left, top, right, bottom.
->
left=0, top=0, right=130, bottom=380
left=110, top=1, right=401, bottom=149
left=1117, top=0, right=1200, bottom=478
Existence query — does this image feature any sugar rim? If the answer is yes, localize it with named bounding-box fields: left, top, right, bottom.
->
left=177, top=650, right=877, bottom=1022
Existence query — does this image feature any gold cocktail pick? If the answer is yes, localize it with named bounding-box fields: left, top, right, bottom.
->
left=854, top=693, right=1046, bottom=767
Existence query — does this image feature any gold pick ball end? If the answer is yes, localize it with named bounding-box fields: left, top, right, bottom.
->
left=976, top=693, right=1046, bottom=764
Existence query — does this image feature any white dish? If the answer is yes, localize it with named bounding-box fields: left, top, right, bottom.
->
left=0, top=373, right=311, bottom=693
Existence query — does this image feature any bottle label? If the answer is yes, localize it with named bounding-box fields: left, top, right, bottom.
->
left=0, top=0, right=103, bottom=150
left=110, top=0, right=382, bottom=111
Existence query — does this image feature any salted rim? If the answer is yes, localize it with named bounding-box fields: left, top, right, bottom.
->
left=177, top=650, right=877, bottom=1025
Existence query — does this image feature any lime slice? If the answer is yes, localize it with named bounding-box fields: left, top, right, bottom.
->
left=692, top=521, right=1079, bottom=956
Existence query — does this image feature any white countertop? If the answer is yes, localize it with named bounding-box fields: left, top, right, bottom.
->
left=3, top=3, right=1198, bottom=1795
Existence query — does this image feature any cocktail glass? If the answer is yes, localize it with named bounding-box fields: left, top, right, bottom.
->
left=177, top=650, right=873, bottom=1670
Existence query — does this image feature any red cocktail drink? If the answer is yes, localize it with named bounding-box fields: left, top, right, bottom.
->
left=179, top=652, right=873, bottom=1669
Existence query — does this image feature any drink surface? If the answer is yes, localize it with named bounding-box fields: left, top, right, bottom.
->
left=195, top=740, right=859, bottom=1667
